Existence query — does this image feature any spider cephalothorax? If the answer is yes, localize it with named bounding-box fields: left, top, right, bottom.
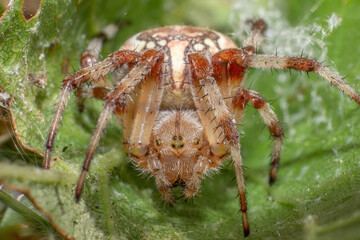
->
left=43, top=20, right=360, bottom=237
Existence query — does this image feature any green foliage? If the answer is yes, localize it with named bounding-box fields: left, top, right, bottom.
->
left=0, top=0, right=359, bottom=239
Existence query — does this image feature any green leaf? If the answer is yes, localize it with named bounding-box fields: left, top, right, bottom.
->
left=0, top=0, right=359, bottom=239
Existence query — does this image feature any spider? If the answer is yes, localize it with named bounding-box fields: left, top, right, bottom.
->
left=43, top=20, right=360, bottom=237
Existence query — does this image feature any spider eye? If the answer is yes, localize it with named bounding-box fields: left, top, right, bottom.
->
left=155, top=139, right=161, bottom=146
left=193, top=138, right=200, bottom=145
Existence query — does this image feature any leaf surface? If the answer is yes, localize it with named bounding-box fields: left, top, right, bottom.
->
left=0, top=0, right=359, bottom=239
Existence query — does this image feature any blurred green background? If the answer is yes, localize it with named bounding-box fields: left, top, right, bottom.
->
left=0, top=0, right=359, bottom=239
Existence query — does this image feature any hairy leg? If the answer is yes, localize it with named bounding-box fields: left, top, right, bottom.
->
left=188, top=53, right=249, bottom=237
left=243, top=19, right=267, bottom=53
left=44, top=50, right=142, bottom=169
left=75, top=50, right=164, bottom=201
left=81, top=23, right=119, bottom=66
left=232, top=89, right=284, bottom=184
left=117, top=51, right=169, bottom=203
left=76, top=24, right=119, bottom=110
left=74, top=86, right=112, bottom=100
left=212, top=49, right=248, bottom=109
left=245, top=54, right=360, bottom=104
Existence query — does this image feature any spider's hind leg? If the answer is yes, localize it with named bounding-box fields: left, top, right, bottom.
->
left=75, top=24, right=120, bottom=111
left=243, top=19, right=267, bottom=53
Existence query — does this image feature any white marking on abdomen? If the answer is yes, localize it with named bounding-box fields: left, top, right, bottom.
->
left=168, top=40, right=188, bottom=89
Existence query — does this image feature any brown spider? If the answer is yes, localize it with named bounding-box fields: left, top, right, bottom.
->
left=43, top=20, right=360, bottom=237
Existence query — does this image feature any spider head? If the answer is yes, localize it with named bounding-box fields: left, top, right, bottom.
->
left=152, top=110, right=207, bottom=184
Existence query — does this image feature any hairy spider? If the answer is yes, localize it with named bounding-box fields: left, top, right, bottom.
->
left=43, top=20, right=360, bottom=237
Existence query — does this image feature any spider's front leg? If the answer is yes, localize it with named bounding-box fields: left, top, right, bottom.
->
left=118, top=49, right=174, bottom=204
left=188, top=53, right=250, bottom=237
left=43, top=50, right=143, bottom=169
left=75, top=50, right=165, bottom=201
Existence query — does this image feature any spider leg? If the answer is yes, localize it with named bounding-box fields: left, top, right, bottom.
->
left=128, top=60, right=165, bottom=155
left=190, top=54, right=239, bottom=148
left=115, top=50, right=173, bottom=204
left=212, top=49, right=249, bottom=108
left=213, top=48, right=360, bottom=185
left=120, top=48, right=165, bottom=155
left=74, top=86, right=112, bottom=100
left=75, top=50, right=164, bottom=201
left=81, top=23, right=119, bottom=65
left=44, top=49, right=142, bottom=169
left=188, top=53, right=250, bottom=237
left=232, top=89, right=284, bottom=184
left=243, top=19, right=267, bottom=53
left=75, top=24, right=119, bottom=111
left=245, top=54, right=360, bottom=104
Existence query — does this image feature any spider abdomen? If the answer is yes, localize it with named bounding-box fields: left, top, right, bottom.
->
left=121, top=25, right=237, bottom=108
